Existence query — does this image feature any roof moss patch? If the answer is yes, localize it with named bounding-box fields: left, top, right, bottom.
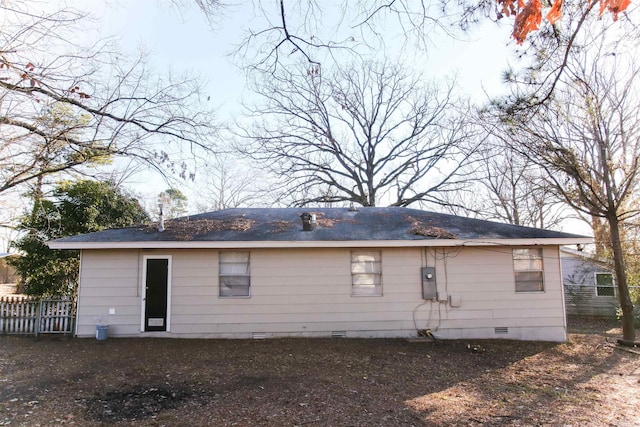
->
left=147, top=218, right=255, bottom=240
left=408, top=219, right=456, bottom=239
left=310, top=212, right=357, bottom=228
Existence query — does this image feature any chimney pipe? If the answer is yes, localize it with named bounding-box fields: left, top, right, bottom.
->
left=300, top=212, right=316, bottom=231
left=158, top=202, right=165, bottom=232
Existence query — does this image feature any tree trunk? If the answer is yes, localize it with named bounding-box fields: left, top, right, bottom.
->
left=592, top=216, right=608, bottom=258
left=608, top=215, right=636, bottom=342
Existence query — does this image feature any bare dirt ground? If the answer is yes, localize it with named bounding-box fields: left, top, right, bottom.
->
left=0, top=334, right=639, bottom=426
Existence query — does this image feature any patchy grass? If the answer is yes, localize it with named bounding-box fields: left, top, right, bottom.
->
left=0, top=334, right=638, bottom=426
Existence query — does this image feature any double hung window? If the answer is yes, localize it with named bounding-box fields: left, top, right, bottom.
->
left=351, top=251, right=382, bottom=296
left=513, top=248, right=544, bottom=292
left=219, top=252, right=250, bottom=297
left=595, top=272, right=615, bottom=297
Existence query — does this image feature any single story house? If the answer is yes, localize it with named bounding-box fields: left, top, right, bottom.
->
left=48, top=207, right=591, bottom=341
left=561, top=247, right=618, bottom=318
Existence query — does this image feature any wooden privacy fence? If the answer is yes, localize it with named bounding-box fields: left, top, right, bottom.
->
left=0, top=296, right=76, bottom=336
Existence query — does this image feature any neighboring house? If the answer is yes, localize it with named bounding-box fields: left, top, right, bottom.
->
left=48, top=207, right=591, bottom=341
left=561, top=247, right=618, bottom=318
left=0, top=253, right=20, bottom=296
left=0, top=253, right=18, bottom=284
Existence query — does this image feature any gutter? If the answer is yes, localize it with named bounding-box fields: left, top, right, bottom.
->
left=48, top=237, right=593, bottom=250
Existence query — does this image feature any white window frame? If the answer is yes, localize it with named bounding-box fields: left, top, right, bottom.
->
left=219, top=251, right=251, bottom=298
left=513, top=248, right=544, bottom=293
left=351, top=250, right=382, bottom=297
left=595, top=272, right=615, bottom=297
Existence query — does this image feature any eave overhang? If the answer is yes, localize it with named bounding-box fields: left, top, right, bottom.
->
left=48, top=237, right=593, bottom=250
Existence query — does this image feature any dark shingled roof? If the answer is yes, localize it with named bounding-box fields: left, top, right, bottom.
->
left=50, top=207, right=586, bottom=244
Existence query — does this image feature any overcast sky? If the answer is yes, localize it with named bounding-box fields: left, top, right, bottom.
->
left=81, top=1, right=515, bottom=115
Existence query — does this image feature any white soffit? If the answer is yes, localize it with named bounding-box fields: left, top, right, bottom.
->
left=48, top=237, right=593, bottom=250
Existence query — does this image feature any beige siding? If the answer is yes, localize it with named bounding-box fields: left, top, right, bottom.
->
left=420, top=246, right=565, bottom=340
left=76, top=245, right=566, bottom=341
left=76, top=250, right=142, bottom=336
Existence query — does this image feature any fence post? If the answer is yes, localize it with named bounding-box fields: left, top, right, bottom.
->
left=0, top=297, right=5, bottom=334
left=35, top=298, right=42, bottom=337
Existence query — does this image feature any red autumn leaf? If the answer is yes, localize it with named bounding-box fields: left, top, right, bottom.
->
left=600, top=0, right=631, bottom=19
left=508, top=0, right=631, bottom=43
left=512, top=0, right=543, bottom=44
left=546, top=0, right=563, bottom=24
left=495, top=0, right=518, bottom=17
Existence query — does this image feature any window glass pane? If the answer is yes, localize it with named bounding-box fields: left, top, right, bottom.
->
left=515, top=271, right=544, bottom=292
left=220, top=252, right=250, bottom=263
left=513, top=248, right=544, bottom=292
left=220, top=262, right=250, bottom=275
left=219, top=252, right=250, bottom=297
left=596, top=273, right=615, bottom=296
left=219, top=276, right=250, bottom=297
left=351, top=260, right=381, bottom=274
left=352, top=251, right=381, bottom=262
left=595, top=273, right=613, bottom=286
left=596, top=286, right=615, bottom=297
left=513, top=248, right=542, bottom=259
left=352, top=273, right=381, bottom=286
left=351, top=252, right=381, bottom=271
left=351, top=251, right=382, bottom=296
left=513, top=258, right=543, bottom=271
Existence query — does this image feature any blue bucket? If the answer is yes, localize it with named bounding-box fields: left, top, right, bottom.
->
left=96, top=325, right=108, bottom=340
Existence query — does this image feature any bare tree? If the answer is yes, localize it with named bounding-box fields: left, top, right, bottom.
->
left=445, top=138, right=570, bottom=228
left=194, top=154, right=274, bottom=211
left=193, top=0, right=636, bottom=89
left=0, top=188, right=25, bottom=252
left=489, top=44, right=640, bottom=342
left=228, top=1, right=457, bottom=73
left=479, top=148, right=560, bottom=228
left=0, top=3, right=218, bottom=198
left=237, top=60, right=480, bottom=207
left=623, top=220, right=640, bottom=305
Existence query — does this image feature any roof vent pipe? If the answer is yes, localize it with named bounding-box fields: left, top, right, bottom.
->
left=158, top=202, right=165, bottom=232
left=300, top=212, right=316, bottom=231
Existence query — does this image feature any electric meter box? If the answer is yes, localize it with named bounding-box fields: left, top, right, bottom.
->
left=421, top=267, right=437, bottom=300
